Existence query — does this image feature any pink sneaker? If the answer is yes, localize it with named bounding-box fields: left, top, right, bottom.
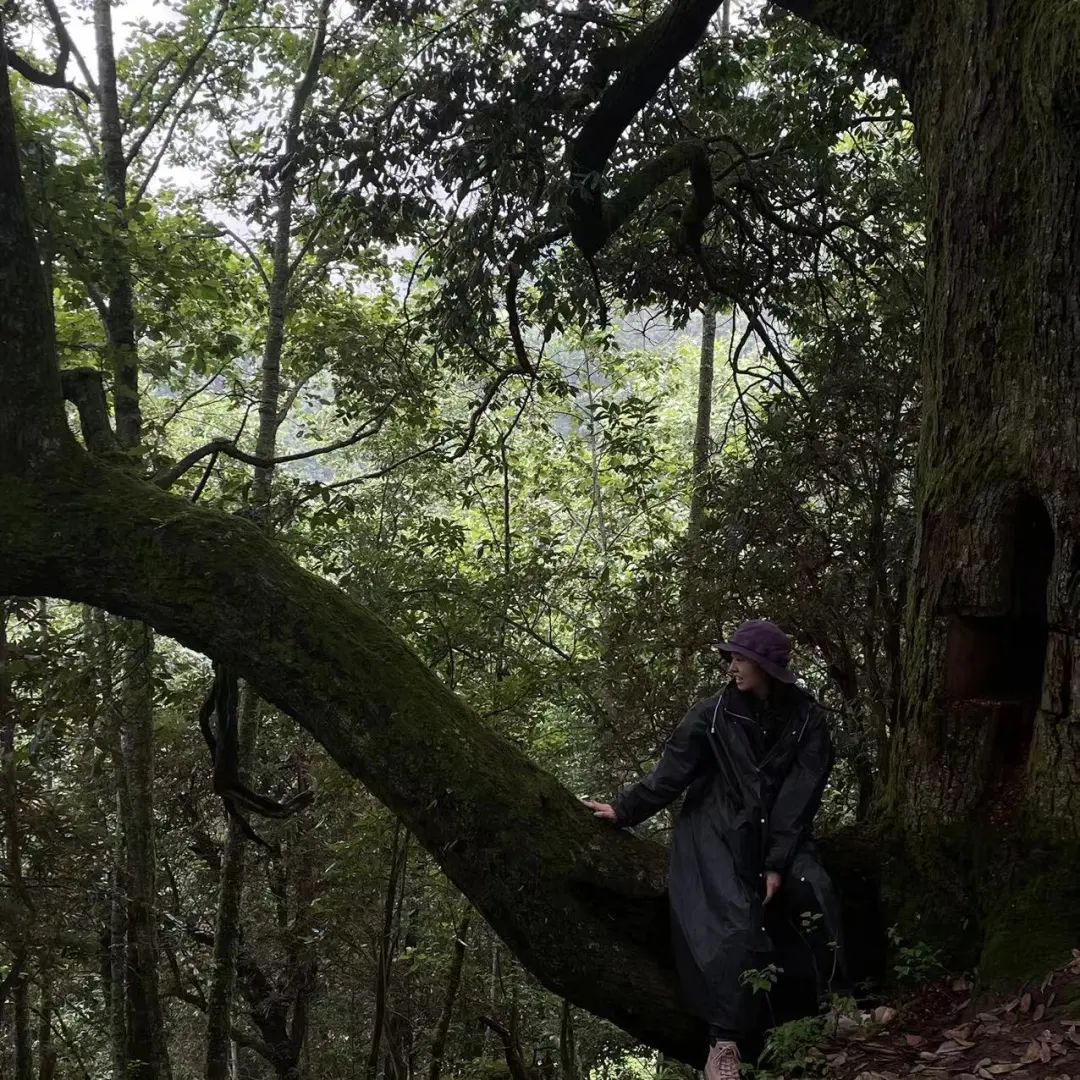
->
left=704, top=1040, right=740, bottom=1080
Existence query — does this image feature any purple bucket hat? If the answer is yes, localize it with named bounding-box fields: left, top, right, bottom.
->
left=716, top=619, right=796, bottom=684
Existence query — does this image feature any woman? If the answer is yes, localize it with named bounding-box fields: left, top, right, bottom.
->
left=584, top=620, right=842, bottom=1080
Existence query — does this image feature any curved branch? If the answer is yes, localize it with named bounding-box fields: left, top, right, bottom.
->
left=40, top=0, right=98, bottom=100
left=564, top=0, right=914, bottom=258
left=0, top=449, right=700, bottom=1060
left=4, top=44, right=91, bottom=104
left=153, top=400, right=393, bottom=490
left=571, top=0, right=722, bottom=180
left=568, top=0, right=722, bottom=251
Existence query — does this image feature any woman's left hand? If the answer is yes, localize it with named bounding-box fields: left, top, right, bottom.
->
left=764, top=871, right=782, bottom=903
left=582, top=799, right=618, bottom=822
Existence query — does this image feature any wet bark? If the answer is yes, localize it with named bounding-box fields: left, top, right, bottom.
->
left=0, top=34, right=69, bottom=470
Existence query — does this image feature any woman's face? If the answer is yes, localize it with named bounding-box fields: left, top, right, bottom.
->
left=729, top=653, right=769, bottom=696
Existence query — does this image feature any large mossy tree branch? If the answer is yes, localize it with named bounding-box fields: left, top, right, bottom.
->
left=566, top=0, right=915, bottom=255
left=568, top=0, right=723, bottom=254
left=0, top=450, right=702, bottom=1059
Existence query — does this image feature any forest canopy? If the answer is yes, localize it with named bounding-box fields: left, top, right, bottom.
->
left=2, top=0, right=1077, bottom=1077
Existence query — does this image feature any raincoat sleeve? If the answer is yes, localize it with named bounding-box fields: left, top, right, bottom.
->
left=765, top=707, right=834, bottom=874
left=612, top=704, right=709, bottom=827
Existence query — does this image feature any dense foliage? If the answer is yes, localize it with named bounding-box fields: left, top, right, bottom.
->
left=0, top=0, right=923, bottom=1074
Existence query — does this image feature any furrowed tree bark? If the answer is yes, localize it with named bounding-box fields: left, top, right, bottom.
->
left=873, top=0, right=1080, bottom=983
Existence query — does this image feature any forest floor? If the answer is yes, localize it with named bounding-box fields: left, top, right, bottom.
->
left=814, top=951, right=1080, bottom=1080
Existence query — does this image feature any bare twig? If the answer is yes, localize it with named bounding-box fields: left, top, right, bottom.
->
left=153, top=398, right=394, bottom=489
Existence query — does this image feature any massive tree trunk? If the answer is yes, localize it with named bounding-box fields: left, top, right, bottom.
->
left=876, top=0, right=1080, bottom=983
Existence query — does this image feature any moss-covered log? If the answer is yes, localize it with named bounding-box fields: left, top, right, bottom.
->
left=0, top=450, right=704, bottom=1057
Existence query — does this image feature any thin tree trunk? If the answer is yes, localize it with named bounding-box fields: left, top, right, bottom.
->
left=204, top=692, right=257, bottom=1080
left=557, top=1001, right=577, bottom=1080
left=255, top=0, right=329, bottom=512
left=281, top=751, right=317, bottom=1080
left=209, top=14, right=327, bottom=1066
left=367, top=825, right=407, bottom=1080
left=1, top=604, right=26, bottom=912
left=11, top=961, right=32, bottom=1080
left=109, top=742, right=129, bottom=1078
left=93, top=0, right=139, bottom=450
left=428, top=910, right=471, bottom=1080
left=2, top=607, right=31, bottom=1080
left=688, top=306, right=716, bottom=541
left=94, top=606, right=129, bottom=1080
left=117, top=620, right=172, bottom=1080
left=38, top=977, right=57, bottom=1080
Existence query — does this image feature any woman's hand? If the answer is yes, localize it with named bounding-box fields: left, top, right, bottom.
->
left=764, top=871, right=782, bottom=903
left=582, top=799, right=618, bottom=823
